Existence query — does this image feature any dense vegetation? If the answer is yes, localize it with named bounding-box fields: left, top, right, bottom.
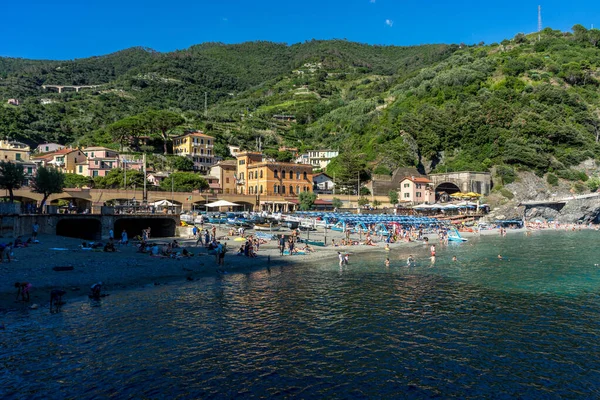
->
left=3, top=26, right=600, bottom=188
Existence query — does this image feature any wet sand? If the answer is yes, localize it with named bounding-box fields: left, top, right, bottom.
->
left=0, top=225, right=525, bottom=312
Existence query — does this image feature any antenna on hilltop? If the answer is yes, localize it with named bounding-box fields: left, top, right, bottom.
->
left=538, top=5, right=542, bottom=33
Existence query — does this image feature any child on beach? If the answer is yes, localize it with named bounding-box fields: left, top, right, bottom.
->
left=15, top=282, right=31, bottom=302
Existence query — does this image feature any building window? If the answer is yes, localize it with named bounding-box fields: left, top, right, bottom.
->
left=416, top=192, right=422, bottom=197
left=249, top=187, right=253, bottom=194
left=404, top=193, right=410, bottom=198
left=79, top=166, right=82, bottom=173
left=260, top=170, right=263, bottom=178
left=281, top=185, right=286, bottom=194
left=289, top=185, right=293, bottom=194
left=296, top=185, right=300, bottom=194
left=16, top=153, right=21, bottom=160
left=296, top=172, right=300, bottom=179
left=416, top=184, right=422, bottom=189
left=207, top=140, right=211, bottom=145
left=239, top=160, right=245, bottom=165
left=304, top=186, right=308, bottom=192
left=274, top=170, right=278, bottom=178
left=404, top=183, right=410, bottom=188
left=303, top=171, right=307, bottom=180
left=289, top=171, right=293, bottom=179
left=45, top=146, right=49, bottom=151
left=93, top=171, right=99, bottom=177
left=274, top=184, right=278, bottom=194
left=249, top=172, right=253, bottom=180
left=226, top=178, right=230, bottom=183
left=201, top=139, right=204, bottom=144
left=260, top=185, right=263, bottom=194
left=27, top=167, right=32, bottom=174
left=95, top=161, right=99, bottom=165
left=281, top=170, right=285, bottom=179
left=254, top=186, right=258, bottom=194
left=240, top=172, right=244, bottom=180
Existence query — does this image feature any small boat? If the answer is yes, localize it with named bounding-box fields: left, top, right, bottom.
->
left=448, top=228, right=468, bottom=242
left=254, top=223, right=281, bottom=231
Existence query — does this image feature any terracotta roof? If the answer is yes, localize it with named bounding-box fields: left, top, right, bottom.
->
left=217, top=160, right=237, bottom=166
left=402, top=176, right=432, bottom=184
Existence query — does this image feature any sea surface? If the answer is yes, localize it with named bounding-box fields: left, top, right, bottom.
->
left=2, top=230, right=600, bottom=399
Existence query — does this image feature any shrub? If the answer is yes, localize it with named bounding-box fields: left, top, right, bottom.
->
left=572, top=182, right=588, bottom=194
left=547, top=173, right=559, bottom=186
left=587, top=176, right=600, bottom=192
left=496, top=165, right=516, bottom=185
left=499, top=188, right=514, bottom=199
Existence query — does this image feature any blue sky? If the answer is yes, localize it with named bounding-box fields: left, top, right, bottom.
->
left=1, top=0, right=599, bottom=60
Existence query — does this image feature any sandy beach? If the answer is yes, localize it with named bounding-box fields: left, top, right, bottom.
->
left=0, top=224, right=526, bottom=312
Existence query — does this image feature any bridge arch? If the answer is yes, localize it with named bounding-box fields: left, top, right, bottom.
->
left=51, top=197, right=92, bottom=212
left=114, top=217, right=176, bottom=238
left=56, top=218, right=102, bottom=240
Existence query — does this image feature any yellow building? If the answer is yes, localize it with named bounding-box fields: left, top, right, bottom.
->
left=209, top=160, right=237, bottom=194
left=172, top=131, right=215, bottom=173
left=235, top=152, right=313, bottom=196
left=32, top=148, right=85, bottom=174
left=0, top=140, right=30, bottom=162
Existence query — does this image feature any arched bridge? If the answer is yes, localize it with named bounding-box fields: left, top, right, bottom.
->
left=8, top=188, right=299, bottom=212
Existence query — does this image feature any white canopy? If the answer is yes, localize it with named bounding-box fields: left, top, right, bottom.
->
left=153, top=199, right=176, bottom=207
left=204, top=200, right=240, bottom=208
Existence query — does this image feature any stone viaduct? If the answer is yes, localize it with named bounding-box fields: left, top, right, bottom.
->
left=428, top=171, right=492, bottom=197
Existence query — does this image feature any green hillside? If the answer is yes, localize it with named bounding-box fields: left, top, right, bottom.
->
left=2, top=26, right=600, bottom=189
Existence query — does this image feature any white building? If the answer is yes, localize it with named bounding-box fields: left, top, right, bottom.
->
left=34, top=143, right=65, bottom=154
left=296, top=150, right=339, bottom=170
left=313, top=172, right=335, bottom=194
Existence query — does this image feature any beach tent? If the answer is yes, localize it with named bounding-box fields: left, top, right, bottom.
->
left=152, top=199, right=176, bottom=207
left=204, top=200, right=240, bottom=208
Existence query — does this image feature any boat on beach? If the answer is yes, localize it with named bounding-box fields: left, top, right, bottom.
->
left=253, top=223, right=281, bottom=231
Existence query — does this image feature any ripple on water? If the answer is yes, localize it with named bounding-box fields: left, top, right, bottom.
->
left=2, top=231, right=600, bottom=398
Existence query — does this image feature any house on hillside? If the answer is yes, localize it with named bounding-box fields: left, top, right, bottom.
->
left=34, top=143, right=65, bottom=154
left=7, top=99, right=19, bottom=106
left=398, top=176, right=434, bottom=204
left=296, top=149, right=338, bottom=170
left=313, top=172, right=335, bottom=194
left=147, top=172, right=171, bottom=187
left=32, top=148, right=85, bottom=174
left=172, top=131, right=215, bottom=173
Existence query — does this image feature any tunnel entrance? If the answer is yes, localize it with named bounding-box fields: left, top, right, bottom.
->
left=56, top=218, right=102, bottom=240
left=114, top=218, right=177, bottom=238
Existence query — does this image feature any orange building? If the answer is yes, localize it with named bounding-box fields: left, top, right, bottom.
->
left=209, top=160, right=237, bottom=194
left=235, top=152, right=313, bottom=196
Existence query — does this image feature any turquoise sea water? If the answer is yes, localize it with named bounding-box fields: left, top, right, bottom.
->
left=2, top=230, right=600, bottom=398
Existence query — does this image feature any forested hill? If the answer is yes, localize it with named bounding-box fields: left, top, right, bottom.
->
left=3, top=27, right=600, bottom=191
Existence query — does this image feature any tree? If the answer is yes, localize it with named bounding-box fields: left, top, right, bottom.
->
left=160, top=172, right=208, bottom=192
left=169, top=156, right=195, bottom=171
left=64, top=173, right=93, bottom=188
left=331, top=197, right=343, bottom=209
left=94, top=168, right=147, bottom=189
left=144, top=110, right=185, bottom=154
left=298, top=191, right=317, bottom=211
left=0, top=161, right=25, bottom=203
left=372, top=199, right=381, bottom=207
left=388, top=190, right=399, bottom=205
left=31, top=167, right=65, bottom=212
left=107, top=116, right=146, bottom=151
left=357, top=197, right=370, bottom=207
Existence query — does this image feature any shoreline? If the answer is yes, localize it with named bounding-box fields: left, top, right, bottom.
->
left=0, top=225, right=550, bottom=313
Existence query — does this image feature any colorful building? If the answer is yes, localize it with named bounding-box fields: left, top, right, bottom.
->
left=235, top=152, right=313, bottom=196
left=172, top=131, right=215, bottom=173
left=398, top=176, right=434, bottom=204
left=32, top=148, right=85, bottom=174
left=34, top=143, right=65, bottom=154
left=0, top=140, right=31, bottom=163
left=209, top=160, right=237, bottom=194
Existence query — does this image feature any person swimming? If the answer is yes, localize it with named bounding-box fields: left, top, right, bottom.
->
left=90, top=282, right=102, bottom=299
left=452, top=256, right=458, bottom=262
left=385, top=258, right=390, bottom=267
left=406, top=255, right=414, bottom=267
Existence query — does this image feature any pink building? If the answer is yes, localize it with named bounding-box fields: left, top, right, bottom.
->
left=78, top=147, right=120, bottom=177
left=399, top=176, right=435, bottom=204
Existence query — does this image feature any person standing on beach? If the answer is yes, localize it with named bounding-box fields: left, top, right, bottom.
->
left=215, top=241, right=224, bottom=265
left=192, top=225, right=198, bottom=241
left=211, top=225, right=217, bottom=241
left=430, top=244, right=436, bottom=257
left=338, top=252, right=344, bottom=267
left=32, top=222, right=39, bottom=241
left=109, top=229, right=114, bottom=241
left=121, top=229, right=128, bottom=246
left=279, top=235, right=286, bottom=256
left=15, top=282, right=31, bottom=302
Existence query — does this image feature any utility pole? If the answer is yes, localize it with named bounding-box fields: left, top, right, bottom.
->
left=143, top=153, right=147, bottom=204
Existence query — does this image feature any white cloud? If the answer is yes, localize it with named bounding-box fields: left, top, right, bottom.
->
left=370, top=0, right=376, bottom=3
left=385, top=19, right=393, bottom=27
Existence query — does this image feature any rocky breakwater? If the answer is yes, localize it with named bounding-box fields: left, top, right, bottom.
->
left=485, top=171, right=600, bottom=223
